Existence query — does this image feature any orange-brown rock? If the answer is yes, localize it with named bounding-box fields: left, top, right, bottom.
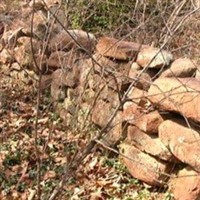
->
left=78, top=58, right=94, bottom=88
left=127, top=126, right=175, bottom=161
left=132, top=110, right=164, bottom=134
left=48, top=29, right=96, bottom=52
left=159, top=119, right=200, bottom=172
left=136, top=47, right=173, bottom=68
left=160, top=58, right=197, bottom=78
left=127, top=87, right=147, bottom=104
left=148, top=78, right=200, bottom=123
left=120, top=142, right=169, bottom=186
left=92, top=100, right=115, bottom=128
left=92, top=100, right=122, bottom=145
left=14, top=37, right=48, bottom=73
left=96, top=37, right=148, bottom=61
left=171, top=166, right=200, bottom=200
left=122, top=102, right=143, bottom=123
left=128, top=70, right=152, bottom=90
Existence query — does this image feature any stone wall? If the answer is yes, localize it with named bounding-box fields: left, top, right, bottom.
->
left=41, top=34, right=200, bottom=200
left=1, top=4, right=200, bottom=198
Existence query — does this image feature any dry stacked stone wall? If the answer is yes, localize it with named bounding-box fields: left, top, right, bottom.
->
left=1, top=2, right=200, bottom=198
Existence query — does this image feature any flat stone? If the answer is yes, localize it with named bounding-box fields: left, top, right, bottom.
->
left=159, top=119, right=200, bottom=172
left=120, top=142, right=170, bottom=186
left=160, top=58, right=197, bottom=78
left=136, top=47, right=173, bottom=68
left=127, top=125, right=176, bottom=162
left=148, top=78, right=200, bottom=123
left=49, top=29, right=96, bottom=52
left=122, top=102, right=143, bottom=123
left=96, top=37, right=148, bottom=61
left=132, top=110, right=164, bottom=134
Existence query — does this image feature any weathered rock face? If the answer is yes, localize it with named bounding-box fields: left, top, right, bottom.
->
left=132, top=110, right=164, bottom=134
left=92, top=100, right=123, bottom=145
left=136, top=47, right=173, bottom=68
left=127, top=126, right=175, bottom=162
left=122, top=101, right=142, bottom=123
left=159, top=119, right=200, bottom=172
left=128, top=70, right=152, bottom=90
left=92, top=100, right=114, bottom=128
left=120, top=143, right=170, bottom=186
left=160, top=58, right=197, bottom=78
left=148, top=78, right=200, bottom=123
left=96, top=37, right=148, bottom=61
left=171, top=167, right=200, bottom=200
left=127, top=87, right=147, bottom=105
left=48, top=29, right=96, bottom=52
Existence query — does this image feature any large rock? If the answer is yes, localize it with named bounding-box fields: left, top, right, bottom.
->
left=136, top=47, right=173, bottom=68
left=92, top=100, right=115, bottom=128
left=120, top=142, right=170, bottom=186
left=48, top=29, right=96, bottom=52
left=159, top=119, right=200, bottom=172
left=160, top=58, right=197, bottom=78
left=92, top=100, right=122, bottom=145
left=96, top=37, right=148, bottom=61
left=122, top=87, right=149, bottom=124
left=148, top=78, right=200, bottom=123
left=127, top=126, right=175, bottom=162
left=132, top=110, right=164, bottom=134
left=171, top=167, right=200, bottom=200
